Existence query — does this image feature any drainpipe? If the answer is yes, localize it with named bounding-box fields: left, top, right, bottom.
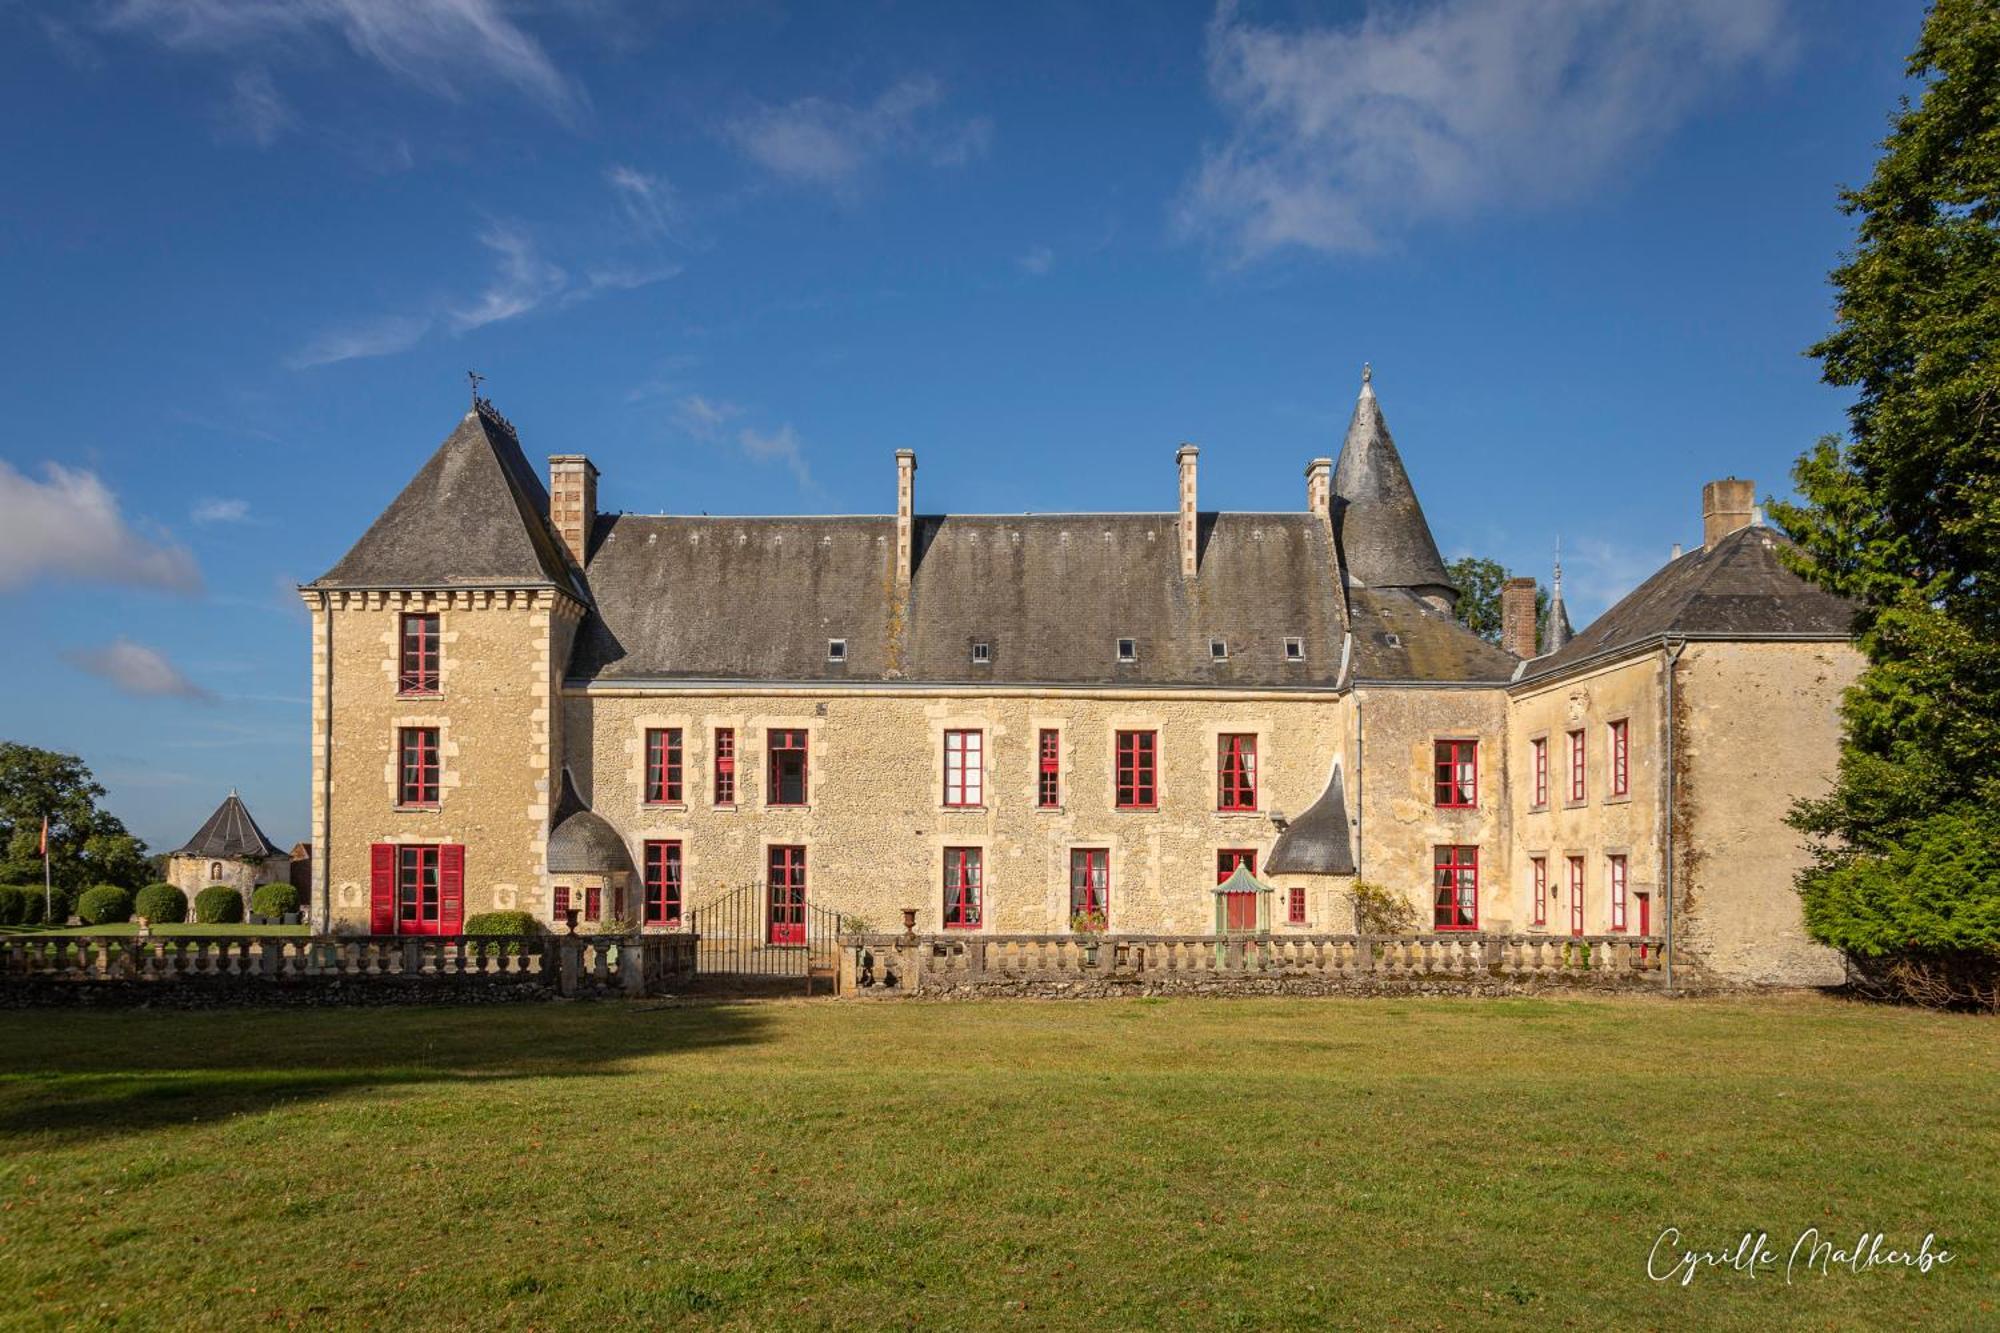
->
left=1353, top=696, right=1364, bottom=881
left=1662, top=638, right=1686, bottom=993
left=316, top=590, right=335, bottom=935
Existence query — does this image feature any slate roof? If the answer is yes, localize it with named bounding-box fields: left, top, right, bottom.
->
left=1331, top=377, right=1454, bottom=596
left=174, top=792, right=282, bottom=860
left=309, top=405, right=582, bottom=596
left=546, top=771, right=635, bottom=875
left=1346, top=587, right=1520, bottom=684
left=1520, top=525, right=1857, bottom=681
left=572, top=512, right=1358, bottom=688
left=1265, top=768, right=1356, bottom=875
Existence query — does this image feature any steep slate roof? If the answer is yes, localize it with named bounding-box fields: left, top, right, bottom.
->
left=1346, top=587, right=1520, bottom=683
left=1265, top=768, right=1356, bottom=875
left=546, top=770, right=636, bottom=875
left=1520, top=525, right=1857, bottom=681
left=1330, top=376, right=1454, bottom=595
left=174, top=792, right=282, bottom=860
left=571, top=512, right=1352, bottom=688
left=309, top=405, right=582, bottom=596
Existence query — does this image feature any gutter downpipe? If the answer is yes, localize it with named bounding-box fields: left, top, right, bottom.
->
left=1662, top=638, right=1687, bottom=994
left=316, top=590, right=334, bottom=935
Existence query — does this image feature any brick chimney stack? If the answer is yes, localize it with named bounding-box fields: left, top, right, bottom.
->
left=895, top=449, right=917, bottom=591
left=1177, top=444, right=1200, bottom=579
left=1702, top=477, right=1756, bottom=549
left=547, top=455, right=597, bottom=569
left=1305, top=456, right=1332, bottom=524
left=1500, top=577, right=1539, bottom=659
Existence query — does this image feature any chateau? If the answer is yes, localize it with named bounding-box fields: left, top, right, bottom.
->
left=303, top=373, right=1859, bottom=986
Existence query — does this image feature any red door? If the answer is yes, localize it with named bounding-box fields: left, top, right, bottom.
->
left=768, top=845, right=806, bottom=945
left=1636, top=893, right=1652, bottom=960
left=398, top=845, right=442, bottom=935
left=1223, top=893, right=1258, bottom=932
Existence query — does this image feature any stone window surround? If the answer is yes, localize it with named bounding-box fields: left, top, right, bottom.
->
left=930, top=714, right=991, bottom=812
left=1106, top=715, right=1165, bottom=811
left=1526, top=730, right=1551, bottom=812
left=935, top=837, right=991, bottom=932
left=385, top=715, right=454, bottom=812
left=1430, top=732, right=1480, bottom=810
left=1063, top=838, right=1117, bottom=928
left=1029, top=717, right=1065, bottom=811
left=1564, top=726, right=1589, bottom=809
left=757, top=716, right=819, bottom=811
left=628, top=713, right=692, bottom=813
left=1210, top=724, right=1269, bottom=815
left=1603, top=715, right=1634, bottom=806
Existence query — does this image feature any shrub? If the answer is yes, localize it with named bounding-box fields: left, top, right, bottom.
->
left=1350, top=881, right=1420, bottom=935
left=463, top=910, right=540, bottom=937
left=77, top=885, right=134, bottom=926
left=0, top=886, right=24, bottom=926
left=134, top=883, right=189, bottom=924
left=250, top=883, right=300, bottom=918
left=12, top=887, right=46, bottom=927
left=194, top=885, right=245, bottom=925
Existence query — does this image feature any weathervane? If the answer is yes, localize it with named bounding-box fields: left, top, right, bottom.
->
left=467, top=369, right=487, bottom=408
left=1362, top=362, right=1371, bottom=385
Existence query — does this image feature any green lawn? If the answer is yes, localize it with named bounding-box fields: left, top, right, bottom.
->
left=0, top=996, right=1992, bottom=1330
left=0, top=923, right=309, bottom=938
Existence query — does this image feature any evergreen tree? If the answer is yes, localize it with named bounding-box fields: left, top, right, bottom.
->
left=1770, top=0, right=2000, bottom=1005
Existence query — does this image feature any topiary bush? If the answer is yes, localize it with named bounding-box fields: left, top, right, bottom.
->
left=194, top=885, right=244, bottom=925
left=77, top=885, right=134, bottom=926
left=134, top=883, right=189, bottom=924
left=44, top=884, right=76, bottom=926
left=463, top=910, right=540, bottom=936
left=250, top=883, right=299, bottom=919
left=11, top=887, right=46, bottom=927
left=0, top=886, right=25, bottom=926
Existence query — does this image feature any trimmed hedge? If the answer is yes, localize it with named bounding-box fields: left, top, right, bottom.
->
left=134, top=883, right=189, bottom=924
left=250, top=883, right=300, bottom=918
left=194, top=885, right=245, bottom=925
left=463, top=910, right=541, bottom=936
left=78, top=885, right=135, bottom=926
left=0, top=885, right=47, bottom=926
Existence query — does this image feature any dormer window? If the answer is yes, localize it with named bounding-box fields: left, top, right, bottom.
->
left=1284, top=637, right=1304, bottom=661
left=971, top=642, right=991, bottom=664
left=1116, top=638, right=1137, bottom=663
left=1209, top=638, right=1228, bottom=661
left=827, top=639, right=847, bottom=663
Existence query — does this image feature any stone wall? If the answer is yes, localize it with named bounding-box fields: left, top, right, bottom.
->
left=165, top=854, right=273, bottom=900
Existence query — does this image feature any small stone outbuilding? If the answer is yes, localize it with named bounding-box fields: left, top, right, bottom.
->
left=166, top=792, right=286, bottom=904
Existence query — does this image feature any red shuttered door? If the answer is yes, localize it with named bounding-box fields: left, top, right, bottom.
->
left=439, top=844, right=464, bottom=935
left=369, top=844, right=396, bottom=934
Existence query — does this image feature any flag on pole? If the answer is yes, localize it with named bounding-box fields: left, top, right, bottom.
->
left=39, top=814, right=48, bottom=857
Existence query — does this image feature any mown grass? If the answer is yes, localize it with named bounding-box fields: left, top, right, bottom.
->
left=0, top=994, right=1992, bottom=1330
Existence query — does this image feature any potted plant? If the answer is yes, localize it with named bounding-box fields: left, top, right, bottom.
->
left=1070, top=910, right=1107, bottom=964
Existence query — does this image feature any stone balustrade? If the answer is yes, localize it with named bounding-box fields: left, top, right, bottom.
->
left=837, top=932, right=1667, bottom=998
left=0, top=933, right=698, bottom=1004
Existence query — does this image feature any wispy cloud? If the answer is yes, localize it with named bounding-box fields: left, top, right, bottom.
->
left=606, top=164, right=677, bottom=238
left=724, top=76, right=990, bottom=190
left=287, top=313, right=432, bottom=369
left=737, top=423, right=814, bottom=492
left=1182, top=0, right=1789, bottom=259
left=450, top=222, right=570, bottom=333
left=216, top=65, right=292, bottom=145
left=96, top=0, right=583, bottom=123
left=674, top=394, right=742, bottom=440
left=1017, top=245, right=1054, bottom=276
left=191, top=497, right=251, bottom=524
left=64, top=638, right=215, bottom=702
left=0, top=461, right=201, bottom=594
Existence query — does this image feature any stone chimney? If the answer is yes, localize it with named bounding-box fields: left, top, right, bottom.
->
left=547, top=455, right=597, bottom=569
left=1177, top=445, right=1199, bottom=579
left=1500, top=577, right=1539, bottom=659
left=1305, top=457, right=1332, bottom=524
left=1702, top=478, right=1756, bottom=549
left=895, top=449, right=917, bottom=591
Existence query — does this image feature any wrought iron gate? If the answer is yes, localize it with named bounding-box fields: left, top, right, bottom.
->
left=687, top=884, right=840, bottom=983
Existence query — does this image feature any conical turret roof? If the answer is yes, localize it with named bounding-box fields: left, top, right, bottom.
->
left=174, top=791, right=282, bottom=860
left=1330, top=369, right=1453, bottom=595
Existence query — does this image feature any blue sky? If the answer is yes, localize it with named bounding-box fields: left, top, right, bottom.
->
left=0, top=0, right=1930, bottom=851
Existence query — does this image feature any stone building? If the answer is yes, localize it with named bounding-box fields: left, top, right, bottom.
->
left=166, top=791, right=287, bottom=902
left=303, top=374, right=1857, bottom=986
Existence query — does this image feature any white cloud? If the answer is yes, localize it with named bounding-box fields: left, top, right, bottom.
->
left=1182, top=0, right=1789, bottom=259
left=287, top=312, right=432, bottom=369
left=218, top=65, right=292, bottom=145
left=191, top=497, right=250, bottom=524
left=0, top=461, right=201, bottom=594
left=1017, top=245, right=1054, bottom=276
left=737, top=423, right=814, bottom=492
left=450, top=222, right=569, bottom=333
left=97, top=0, right=581, bottom=120
left=724, top=76, right=989, bottom=189
left=64, top=638, right=215, bottom=702
left=675, top=394, right=741, bottom=440
left=606, top=164, right=677, bottom=238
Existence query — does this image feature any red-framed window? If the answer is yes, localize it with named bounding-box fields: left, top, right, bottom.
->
left=1216, top=848, right=1257, bottom=882
left=1037, top=729, right=1060, bottom=808
left=368, top=843, right=462, bottom=936
left=584, top=886, right=602, bottom=922
left=1218, top=734, right=1258, bottom=811
left=1115, top=730, right=1157, bottom=809
left=1433, top=845, right=1478, bottom=931
left=1568, top=729, right=1587, bottom=802
left=944, top=847, right=982, bottom=928
left=552, top=885, right=570, bottom=919
left=944, top=729, right=983, bottom=807
left=768, top=730, right=808, bottom=806
left=1609, top=854, right=1628, bottom=931
left=644, top=840, right=682, bottom=925
left=1567, top=856, right=1585, bottom=936
left=713, top=728, right=736, bottom=806
left=1287, top=886, right=1306, bottom=925
left=1433, top=738, right=1477, bottom=808
left=1532, top=737, right=1549, bottom=807
left=1069, top=848, right=1108, bottom=921
left=645, top=728, right=683, bottom=804
left=1609, top=719, right=1630, bottom=797
left=768, top=844, right=806, bottom=944
left=398, top=612, right=440, bottom=695
left=1531, top=856, right=1548, bottom=926
left=397, top=727, right=439, bottom=807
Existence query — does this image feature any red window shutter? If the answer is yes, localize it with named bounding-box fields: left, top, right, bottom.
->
left=438, top=844, right=464, bottom=934
left=369, top=843, right=395, bottom=935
